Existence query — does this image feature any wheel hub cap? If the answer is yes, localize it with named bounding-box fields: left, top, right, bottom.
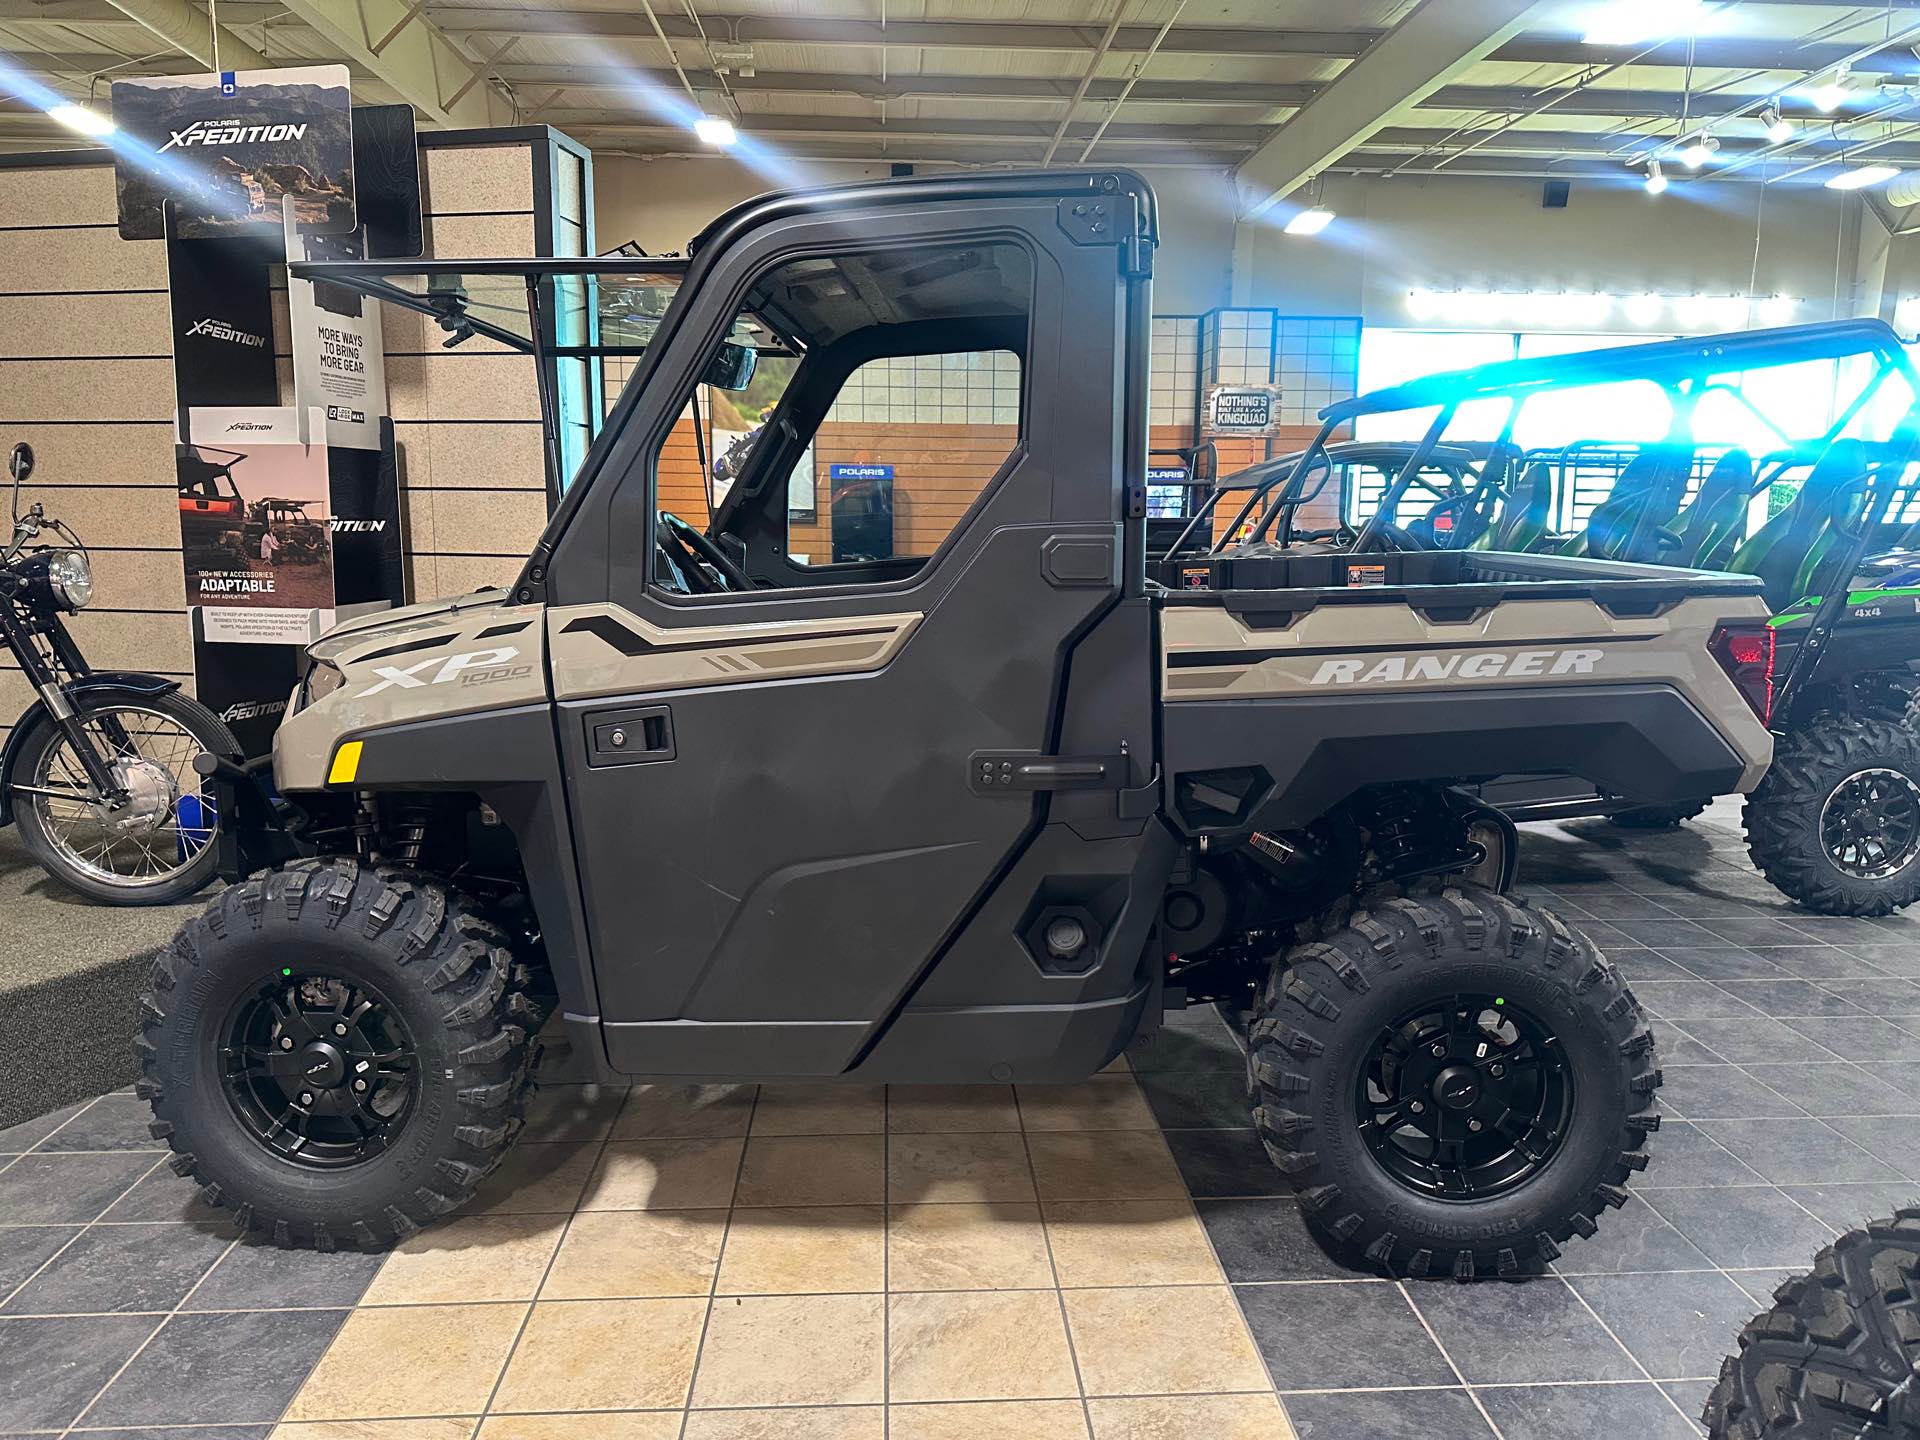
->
left=1356, top=993, right=1574, bottom=1202
left=102, top=758, right=176, bottom=834
left=1819, top=767, right=1920, bottom=880
left=298, top=1041, right=346, bottom=1089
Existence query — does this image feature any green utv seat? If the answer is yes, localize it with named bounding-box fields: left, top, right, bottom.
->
left=1562, top=448, right=1691, bottom=561
left=1666, top=448, right=1753, bottom=568
left=1726, top=437, right=1869, bottom=610
left=1470, top=460, right=1554, bottom=551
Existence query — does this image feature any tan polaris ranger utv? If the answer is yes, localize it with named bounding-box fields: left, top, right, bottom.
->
left=140, top=169, right=1774, bottom=1280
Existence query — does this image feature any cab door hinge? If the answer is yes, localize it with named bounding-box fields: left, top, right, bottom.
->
left=1057, top=194, right=1152, bottom=277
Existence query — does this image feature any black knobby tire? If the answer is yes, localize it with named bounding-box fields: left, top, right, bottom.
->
left=1249, top=883, right=1660, bottom=1280
left=135, top=857, right=537, bottom=1249
left=1610, top=799, right=1710, bottom=830
left=13, top=689, right=237, bottom=906
left=1746, top=716, right=1920, bottom=917
left=1704, top=1209, right=1920, bottom=1439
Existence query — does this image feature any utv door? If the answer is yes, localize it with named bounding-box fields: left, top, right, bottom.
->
left=540, top=175, right=1165, bottom=1080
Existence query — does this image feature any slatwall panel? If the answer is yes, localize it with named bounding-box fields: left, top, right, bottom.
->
left=390, top=141, right=549, bottom=603
left=0, top=159, right=185, bottom=743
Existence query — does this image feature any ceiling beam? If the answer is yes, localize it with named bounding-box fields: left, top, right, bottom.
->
left=270, top=0, right=505, bottom=126
left=96, top=0, right=268, bottom=70
left=1235, top=0, right=1555, bottom=218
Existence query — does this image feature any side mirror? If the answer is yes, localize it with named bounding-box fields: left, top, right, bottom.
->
left=8, top=443, right=32, bottom=484
left=702, top=342, right=758, bottom=392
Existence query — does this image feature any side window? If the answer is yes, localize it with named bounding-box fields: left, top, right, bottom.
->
left=648, top=240, right=1032, bottom=594
left=787, top=350, right=1021, bottom=567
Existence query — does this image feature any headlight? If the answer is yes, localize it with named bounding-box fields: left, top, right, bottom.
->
left=303, top=659, right=345, bottom=706
left=47, top=549, right=91, bottom=610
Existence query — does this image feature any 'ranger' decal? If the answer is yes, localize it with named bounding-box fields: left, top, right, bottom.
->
left=1310, top=648, right=1603, bottom=686
left=358, top=647, right=528, bottom=696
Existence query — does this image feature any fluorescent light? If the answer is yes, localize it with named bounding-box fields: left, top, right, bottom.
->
left=694, top=115, right=737, bottom=146
left=1624, top=293, right=1664, bottom=325
left=1828, top=164, right=1900, bottom=190
left=1757, top=293, right=1799, bottom=326
left=1284, top=207, right=1335, bottom=236
left=1676, top=134, right=1719, bottom=168
left=45, top=103, right=114, bottom=137
left=1643, top=159, right=1668, bottom=194
left=1584, top=0, right=1704, bottom=46
left=1406, top=288, right=1443, bottom=321
left=1760, top=103, right=1792, bottom=144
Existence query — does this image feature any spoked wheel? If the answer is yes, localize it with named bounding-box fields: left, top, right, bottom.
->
left=1818, top=768, right=1920, bottom=881
left=1747, top=716, right=1920, bottom=916
left=1357, top=994, right=1574, bottom=1202
left=138, top=860, right=539, bottom=1250
left=220, top=973, right=418, bottom=1168
left=12, top=691, right=235, bottom=905
left=1250, top=884, right=1660, bottom=1280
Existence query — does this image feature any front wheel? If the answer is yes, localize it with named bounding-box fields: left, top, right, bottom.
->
left=1249, top=884, right=1659, bottom=1280
left=136, top=860, right=538, bottom=1249
left=1704, top=1210, right=1920, bottom=1439
left=1746, top=717, right=1920, bottom=916
left=12, top=690, right=236, bottom=905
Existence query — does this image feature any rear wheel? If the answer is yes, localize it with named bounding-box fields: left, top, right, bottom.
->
left=1704, top=1210, right=1920, bottom=1439
left=1746, top=716, right=1920, bottom=916
left=1249, top=884, right=1659, bottom=1279
left=135, top=858, right=536, bottom=1249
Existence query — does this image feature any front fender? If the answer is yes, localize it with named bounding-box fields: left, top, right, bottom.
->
left=0, top=674, right=187, bottom=826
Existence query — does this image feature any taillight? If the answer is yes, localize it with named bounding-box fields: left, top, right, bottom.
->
left=1709, top=622, right=1776, bottom=726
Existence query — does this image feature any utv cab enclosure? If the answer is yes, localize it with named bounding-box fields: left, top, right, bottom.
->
left=148, top=170, right=1772, bottom=1282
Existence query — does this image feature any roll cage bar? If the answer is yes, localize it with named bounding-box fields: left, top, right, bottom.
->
left=1276, top=318, right=1920, bottom=725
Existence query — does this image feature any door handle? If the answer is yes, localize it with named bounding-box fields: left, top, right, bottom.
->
left=585, top=705, right=675, bottom=768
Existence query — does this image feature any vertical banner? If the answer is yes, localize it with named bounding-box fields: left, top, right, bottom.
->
left=112, top=65, right=355, bottom=241
left=286, top=217, right=387, bottom=451
left=327, top=420, right=407, bottom=609
left=175, top=407, right=335, bottom=644
left=165, top=228, right=278, bottom=409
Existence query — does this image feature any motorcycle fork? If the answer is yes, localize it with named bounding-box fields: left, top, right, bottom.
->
left=0, top=602, right=126, bottom=801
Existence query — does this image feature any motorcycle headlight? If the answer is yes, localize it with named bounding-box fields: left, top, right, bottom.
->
left=47, top=549, right=92, bottom=610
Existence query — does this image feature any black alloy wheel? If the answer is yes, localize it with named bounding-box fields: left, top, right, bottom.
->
left=1818, top=767, right=1920, bottom=881
left=221, top=971, right=418, bottom=1169
left=1356, top=993, right=1573, bottom=1202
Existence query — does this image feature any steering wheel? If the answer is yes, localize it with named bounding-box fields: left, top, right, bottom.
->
left=658, top=511, right=753, bottom=593
left=1352, top=520, right=1430, bottom=553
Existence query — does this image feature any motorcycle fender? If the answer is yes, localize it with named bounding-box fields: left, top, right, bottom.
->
left=0, top=675, right=186, bottom=827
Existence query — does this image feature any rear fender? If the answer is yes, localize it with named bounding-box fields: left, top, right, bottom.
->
left=0, top=674, right=185, bottom=826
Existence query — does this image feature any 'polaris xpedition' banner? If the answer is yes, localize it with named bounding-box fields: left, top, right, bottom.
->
left=286, top=216, right=387, bottom=452
left=112, top=64, right=354, bottom=241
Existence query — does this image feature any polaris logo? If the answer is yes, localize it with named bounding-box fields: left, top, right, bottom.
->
left=330, top=518, right=386, bottom=533
left=358, top=647, right=529, bottom=697
left=187, top=317, right=267, bottom=349
left=1310, top=648, right=1604, bottom=686
left=162, top=120, right=307, bottom=151
left=219, top=698, right=286, bottom=723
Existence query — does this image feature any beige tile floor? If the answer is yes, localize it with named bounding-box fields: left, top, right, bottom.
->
left=266, top=1062, right=1294, bottom=1440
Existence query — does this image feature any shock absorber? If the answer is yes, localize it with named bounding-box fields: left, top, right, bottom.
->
left=383, top=799, right=433, bottom=866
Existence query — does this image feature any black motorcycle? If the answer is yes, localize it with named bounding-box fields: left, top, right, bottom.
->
left=0, top=442, right=239, bottom=904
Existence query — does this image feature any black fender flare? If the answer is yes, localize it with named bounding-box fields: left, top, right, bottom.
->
left=0, top=673, right=184, bottom=827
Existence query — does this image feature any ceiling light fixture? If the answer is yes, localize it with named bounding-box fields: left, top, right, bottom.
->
left=1808, top=65, right=1852, bottom=114
left=694, top=115, right=737, bottom=147
left=1643, top=159, right=1668, bottom=194
left=45, top=103, right=114, bottom=138
left=1827, top=163, right=1901, bottom=190
left=1759, top=102, right=1792, bottom=144
left=1583, top=0, right=1705, bottom=47
left=1676, top=134, right=1719, bottom=168
left=1285, top=207, right=1335, bottom=236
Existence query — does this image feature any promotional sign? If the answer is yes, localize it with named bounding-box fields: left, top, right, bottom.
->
left=350, top=104, right=424, bottom=259
left=112, top=64, right=355, bottom=241
left=830, top=463, right=895, bottom=562
left=1145, top=464, right=1191, bottom=519
left=286, top=215, right=388, bottom=451
left=175, top=408, right=335, bottom=644
left=1204, top=383, right=1283, bottom=437
left=327, top=422, right=407, bottom=609
left=189, top=620, right=302, bottom=758
left=165, top=229, right=277, bottom=408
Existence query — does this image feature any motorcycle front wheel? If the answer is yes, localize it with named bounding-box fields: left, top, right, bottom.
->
left=12, top=691, right=237, bottom=906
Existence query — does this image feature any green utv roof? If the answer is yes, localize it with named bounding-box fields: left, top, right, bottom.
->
left=1323, top=318, right=1911, bottom=422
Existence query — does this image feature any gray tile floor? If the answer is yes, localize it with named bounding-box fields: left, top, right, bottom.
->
left=1, top=799, right=1916, bottom=1438
left=1140, top=802, right=1920, bottom=1439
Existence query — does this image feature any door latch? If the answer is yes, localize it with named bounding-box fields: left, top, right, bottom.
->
left=969, top=749, right=1132, bottom=794
left=585, top=705, right=675, bottom=768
